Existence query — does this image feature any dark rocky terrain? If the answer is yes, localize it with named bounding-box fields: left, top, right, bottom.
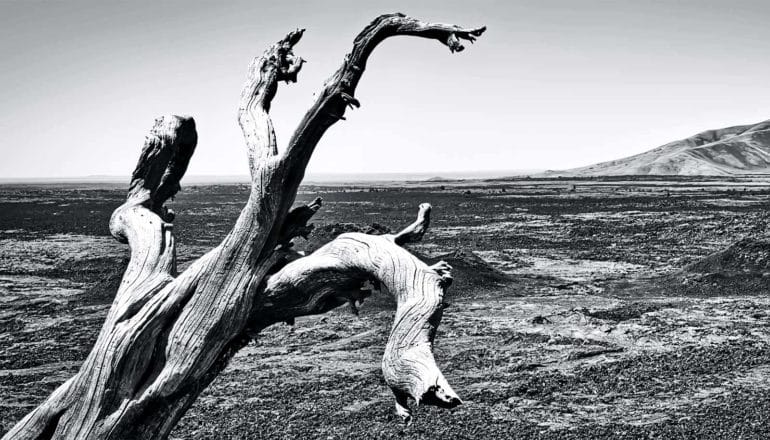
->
left=550, top=120, right=770, bottom=176
left=2, top=177, right=770, bottom=439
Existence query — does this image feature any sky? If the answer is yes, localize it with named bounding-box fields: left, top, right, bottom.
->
left=1, top=0, right=769, bottom=179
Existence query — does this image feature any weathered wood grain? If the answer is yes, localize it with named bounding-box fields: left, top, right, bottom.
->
left=4, top=14, right=484, bottom=439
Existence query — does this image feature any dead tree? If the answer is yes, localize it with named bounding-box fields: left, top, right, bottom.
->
left=4, top=14, right=485, bottom=439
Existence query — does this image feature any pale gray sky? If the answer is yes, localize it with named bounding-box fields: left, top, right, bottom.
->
left=1, top=0, right=769, bottom=179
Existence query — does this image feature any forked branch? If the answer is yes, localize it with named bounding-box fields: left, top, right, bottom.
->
left=4, top=13, right=484, bottom=440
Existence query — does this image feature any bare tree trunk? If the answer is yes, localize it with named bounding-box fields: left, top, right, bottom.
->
left=3, top=14, right=484, bottom=440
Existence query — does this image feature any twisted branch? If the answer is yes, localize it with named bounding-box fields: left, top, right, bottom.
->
left=257, top=203, right=458, bottom=422
left=276, top=13, right=486, bottom=212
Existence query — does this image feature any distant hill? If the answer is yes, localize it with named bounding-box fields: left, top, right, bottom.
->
left=549, top=120, right=770, bottom=176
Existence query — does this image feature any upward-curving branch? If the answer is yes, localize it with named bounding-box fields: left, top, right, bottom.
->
left=4, top=13, right=484, bottom=440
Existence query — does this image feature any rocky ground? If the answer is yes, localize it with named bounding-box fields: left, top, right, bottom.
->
left=1, top=177, right=770, bottom=439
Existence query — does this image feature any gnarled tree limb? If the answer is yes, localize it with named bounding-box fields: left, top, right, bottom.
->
left=238, top=29, right=305, bottom=169
left=5, top=116, right=199, bottom=440
left=258, top=203, right=458, bottom=423
left=280, top=14, right=486, bottom=197
left=4, top=13, right=484, bottom=440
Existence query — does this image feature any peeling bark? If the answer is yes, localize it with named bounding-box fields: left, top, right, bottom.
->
left=4, top=13, right=484, bottom=440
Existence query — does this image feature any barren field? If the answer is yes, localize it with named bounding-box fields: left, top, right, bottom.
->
left=2, top=177, right=770, bottom=439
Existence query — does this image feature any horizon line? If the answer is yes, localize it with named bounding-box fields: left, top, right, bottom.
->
left=0, top=169, right=546, bottom=184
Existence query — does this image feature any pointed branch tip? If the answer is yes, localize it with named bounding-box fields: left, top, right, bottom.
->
left=283, top=28, right=305, bottom=47
left=393, top=203, right=432, bottom=245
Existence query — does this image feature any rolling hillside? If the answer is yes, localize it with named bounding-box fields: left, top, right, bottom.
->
left=551, top=120, right=770, bottom=176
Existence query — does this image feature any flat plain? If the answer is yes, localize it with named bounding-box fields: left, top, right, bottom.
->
left=2, top=177, right=770, bottom=439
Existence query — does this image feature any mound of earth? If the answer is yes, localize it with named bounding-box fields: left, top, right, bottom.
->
left=298, top=222, right=391, bottom=253
left=420, top=249, right=513, bottom=298
left=549, top=119, right=770, bottom=176
left=685, top=237, right=770, bottom=274
left=664, top=237, right=770, bottom=296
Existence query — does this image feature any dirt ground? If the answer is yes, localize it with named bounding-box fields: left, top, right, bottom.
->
left=2, top=177, right=770, bottom=439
